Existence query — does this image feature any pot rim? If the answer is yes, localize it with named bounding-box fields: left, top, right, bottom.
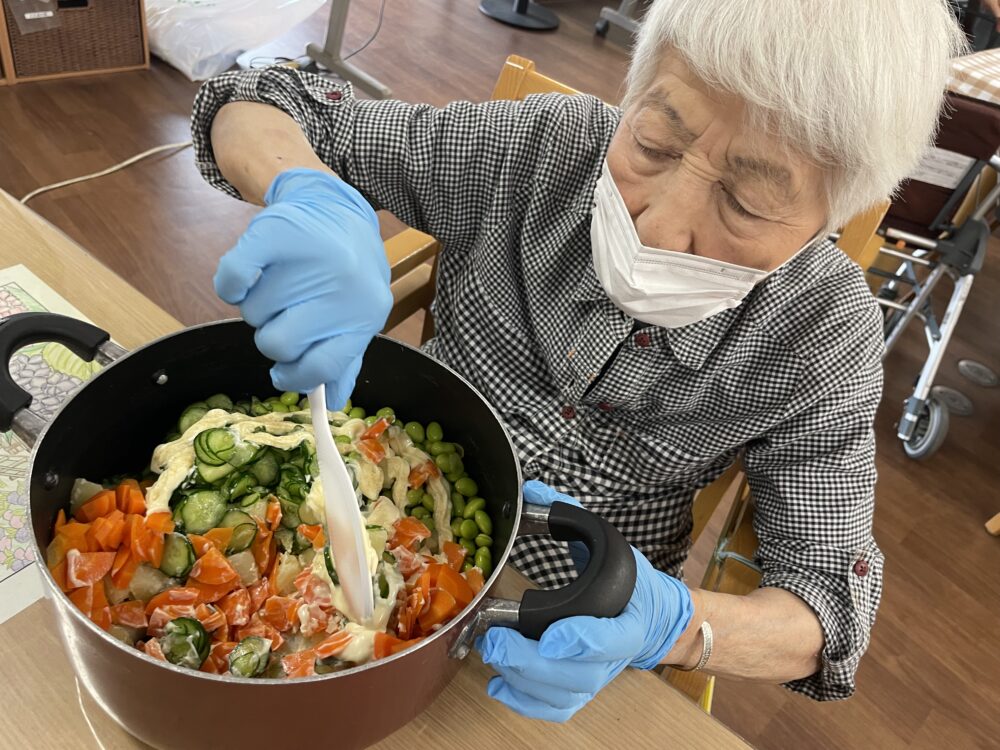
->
left=28, top=317, right=524, bottom=684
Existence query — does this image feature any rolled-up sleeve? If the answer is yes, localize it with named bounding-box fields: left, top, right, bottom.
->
left=743, top=295, right=885, bottom=701
left=189, top=66, right=583, bottom=248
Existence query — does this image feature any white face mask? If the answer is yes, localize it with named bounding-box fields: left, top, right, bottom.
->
left=590, top=160, right=812, bottom=329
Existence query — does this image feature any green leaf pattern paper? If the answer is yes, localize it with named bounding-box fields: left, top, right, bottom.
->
left=0, top=266, right=104, bottom=584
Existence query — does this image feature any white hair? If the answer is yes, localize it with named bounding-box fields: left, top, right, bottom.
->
left=625, top=0, right=969, bottom=229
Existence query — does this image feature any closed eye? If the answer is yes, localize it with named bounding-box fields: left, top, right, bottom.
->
left=633, top=137, right=681, bottom=162
left=722, top=188, right=763, bottom=221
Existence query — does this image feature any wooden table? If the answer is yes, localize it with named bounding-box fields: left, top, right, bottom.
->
left=0, top=190, right=751, bottom=750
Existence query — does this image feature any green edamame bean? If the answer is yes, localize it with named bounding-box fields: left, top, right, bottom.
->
left=462, top=497, right=486, bottom=518
left=335, top=435, right=352, bottom=445
left=299, top=397, right=310, bottom=411
left=460, top=539, right=477, bottom=556
left=376, top=407, right=395, bottom=421
left=364, top=415, right=378, bottom=426
left=421, top=494, right=436, bottom=512
left=455, top=478, right=478, bottom=498
left=475, top=533, right=493, bottom=548
left=264, top=396, right=281, bottom=405
left=428, top=441, right=455, bottom=456
left=459, top=519, right=479, bottom=540
left=462, top=560, right=475, bottom=573
left=424, top=518, right=435, bottom=532
left=474, top=510, right=492, bottom=535
left=279, top=391, right=300, bottom=407
left=406, top=489, right=424, bottom=507
left=411, top=506, right=430, bottom=520
left=269, top=402, right=289, bottom=413
left=434, top=453, right=451, bottom=471
left=475, top=546, right=492, bottom=576
left=448, top=456, right=464, bottom=475
left=451, top=519, right=465, bottom=537
left=404, top=422, right=425, bottom=443
left=426, top=422, right=444, bottom=443
left=349, top=407, right=366, bottom=420
left=451, top=493, right=466, bottom=517
left=342, top=398, right=351, bottom=412
left=445, top=471, right=464, bottom=484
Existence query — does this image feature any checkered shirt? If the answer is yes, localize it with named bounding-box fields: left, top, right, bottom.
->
left=191, top=67, right=886, bottom=700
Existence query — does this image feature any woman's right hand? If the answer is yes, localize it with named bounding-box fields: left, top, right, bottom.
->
left=214, top=167, right=392, bottom=410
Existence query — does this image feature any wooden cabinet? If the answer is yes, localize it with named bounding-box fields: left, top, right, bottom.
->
left=0, top=0, right=148, bottom=84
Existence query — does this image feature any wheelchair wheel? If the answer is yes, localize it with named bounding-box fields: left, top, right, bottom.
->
left=902, top=397, right=949, bottom=460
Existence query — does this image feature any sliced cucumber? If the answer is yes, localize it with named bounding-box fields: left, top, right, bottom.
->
left=197, top=461, right=235, bottom=485
left=292, top=528, right=313, bottom=554
left=195, top=428, right=236, bottom=465
left=159, top=532, right=195, bottom=578
left=180, top=490, right=227, bottom=534
left=204, top=393, right=234, bottom=411
left=279, top=496, right=302, bottom=530
left=237, top=489, right=264, bottom=508
left=227, top=441, right=262, bottom=468
left=224, top=472, right=256, bottom=501
left=218, top=509, right=258, bottom=553
left=228, top=636, right=271, bottom=678
left=250, top=451, right=279, bottom=486
left=280, top=464, right=308, bottom=499
left=161, top=617, right=209, bottom=670
left=324, top=548, right=340, bottom=585
left=249, top=397, right=269, bottom=416
left=179, top=404, right=209, bottom=433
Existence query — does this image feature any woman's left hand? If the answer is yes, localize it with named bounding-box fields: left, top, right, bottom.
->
left=475, top=481, right=695, bottom=722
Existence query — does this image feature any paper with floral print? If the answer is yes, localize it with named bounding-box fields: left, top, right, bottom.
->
left=0, top=265, right=103, bottom=621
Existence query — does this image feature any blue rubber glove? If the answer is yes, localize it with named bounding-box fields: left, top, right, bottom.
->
left=476, top=480, right=694, bottom=723
left=214, top=168, right=392, bottom=410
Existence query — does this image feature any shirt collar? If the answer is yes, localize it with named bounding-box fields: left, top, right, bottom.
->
left=573, top=256, right=741, bottom=371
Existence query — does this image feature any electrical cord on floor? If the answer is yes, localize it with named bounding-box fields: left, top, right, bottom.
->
left=343, top=0, right=387, bottom=61
left=19, top=140, right=193, bottom=205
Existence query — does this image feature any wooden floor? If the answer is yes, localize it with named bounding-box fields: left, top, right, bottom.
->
left=1, top=2, right=999, bottom=748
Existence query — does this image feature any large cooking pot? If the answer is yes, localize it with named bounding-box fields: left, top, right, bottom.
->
left=3, top=313, right=636, bottom=750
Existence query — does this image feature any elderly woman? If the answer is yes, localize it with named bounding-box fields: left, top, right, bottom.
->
left=191, top=0, right=964, bottom=721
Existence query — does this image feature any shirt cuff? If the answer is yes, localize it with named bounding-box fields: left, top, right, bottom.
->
left=759, top=539, right=884, bottom=700
left=189, top=66, right=353, bottom=201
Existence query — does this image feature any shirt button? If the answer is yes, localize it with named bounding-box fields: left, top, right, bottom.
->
left=560, top=405, right=577, bottom=420
left=853, top=560, right=869, bottom=577
left=634, top=332, right=652, bottom=348
left=325, top=90, right=343, bottom=101
left=598, top=402, right=613, bottom=413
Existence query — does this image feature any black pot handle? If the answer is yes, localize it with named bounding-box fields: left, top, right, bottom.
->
left=0, top=313, right=110, bottom=431
left=515, top=501, right=637, bottom=640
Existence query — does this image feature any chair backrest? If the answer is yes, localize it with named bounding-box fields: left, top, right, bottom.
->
left=490, top=54, right=581, bottom=100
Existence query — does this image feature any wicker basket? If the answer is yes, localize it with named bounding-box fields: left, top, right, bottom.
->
left=2, top=0, right=147, bottom=82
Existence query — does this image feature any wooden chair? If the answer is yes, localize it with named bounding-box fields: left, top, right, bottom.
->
left=379, top=53, right=894, bottom=713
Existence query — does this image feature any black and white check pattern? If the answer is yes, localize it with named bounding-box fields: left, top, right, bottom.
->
left=191, top=67, right=885, bottom=700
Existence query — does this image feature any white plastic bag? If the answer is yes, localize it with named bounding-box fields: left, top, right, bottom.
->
left=145, top=0, right=329, bottom=81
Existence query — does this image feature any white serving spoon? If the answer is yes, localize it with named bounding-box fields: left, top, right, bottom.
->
left=309, top=384, right=374, bottom=624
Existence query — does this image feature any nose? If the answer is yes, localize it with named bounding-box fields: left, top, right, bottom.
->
left=631, top=171, right=712, bottom=254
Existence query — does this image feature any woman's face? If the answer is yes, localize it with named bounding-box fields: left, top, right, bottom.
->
left=606, top=51, right=828, bottom=271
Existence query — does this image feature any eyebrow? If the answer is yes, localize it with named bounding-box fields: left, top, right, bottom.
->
left=641, top=94, right=696, bottom=146
left=730, top=156, right=792, bottom=191
left=640, top=92, right=795, bottom=198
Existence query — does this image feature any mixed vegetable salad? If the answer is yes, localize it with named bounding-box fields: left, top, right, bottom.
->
left=45, top=392, right=494, bottom=678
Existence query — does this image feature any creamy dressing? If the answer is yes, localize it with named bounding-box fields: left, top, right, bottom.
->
left=427, top=475, right=454, bottom=544
left=146, top=409, right=314, bottom=514
left=143, top=406, right=435, bottom=667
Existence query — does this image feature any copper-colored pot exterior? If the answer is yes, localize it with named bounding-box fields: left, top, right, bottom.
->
left=23, top=320, right=523, bottom=750
left=47, top=576, right=474, bottom=749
